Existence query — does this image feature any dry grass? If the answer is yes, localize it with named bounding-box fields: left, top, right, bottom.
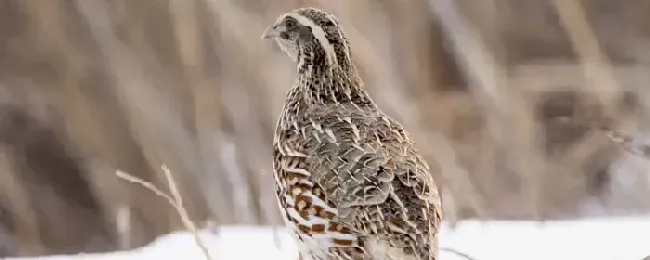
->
left=0, top=0, right=648, bottom=256
left=116, top=165, right=211, bottom=260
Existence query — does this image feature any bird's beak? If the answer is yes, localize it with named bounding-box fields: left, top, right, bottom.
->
left=261, top=25, right=277, bottom=39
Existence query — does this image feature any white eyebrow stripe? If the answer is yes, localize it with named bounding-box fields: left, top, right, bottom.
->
left=324, top=13, right=351, bottom=63
left=286, top=13, right=338, bottom=66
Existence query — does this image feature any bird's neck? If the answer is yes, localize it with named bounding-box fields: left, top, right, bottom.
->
left=295, top=45, right=370, bottom=106
left=296, top=64, right=369, bottom=106
left=297, top=41, right=353, bottom=73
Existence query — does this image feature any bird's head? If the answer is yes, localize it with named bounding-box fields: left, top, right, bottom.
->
left=261, top=7, right=351, bottom=67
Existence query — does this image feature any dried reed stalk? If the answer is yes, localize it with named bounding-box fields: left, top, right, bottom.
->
left=553, top=0, right=620, bottom=110
left=427, top=0, right=546, bottom=218
left=116, top=165, right=212, bottom=260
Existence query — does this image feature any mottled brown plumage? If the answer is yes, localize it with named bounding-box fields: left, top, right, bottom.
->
left=263, top=7, right=442, bottom=260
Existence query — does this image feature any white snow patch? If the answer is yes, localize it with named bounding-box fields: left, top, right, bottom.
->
left=7, top=217, right=650, bottom=260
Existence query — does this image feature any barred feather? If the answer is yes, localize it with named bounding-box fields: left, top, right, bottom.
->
left=264, top=7, right=442, bottom=260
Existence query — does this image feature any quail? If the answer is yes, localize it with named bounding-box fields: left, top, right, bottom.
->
left=263, top=7, right=442, bottom=260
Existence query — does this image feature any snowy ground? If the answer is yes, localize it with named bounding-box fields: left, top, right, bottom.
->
left=7, top=217, right=650, bottom=260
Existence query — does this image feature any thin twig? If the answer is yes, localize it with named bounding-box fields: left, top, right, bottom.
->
left=440, top=247, right=479, bottom=260
left=116, top=166, right=212, bottom=260
left=553, top=117, right=650, bottom=160
left=161, top=165, right=211, bottom=259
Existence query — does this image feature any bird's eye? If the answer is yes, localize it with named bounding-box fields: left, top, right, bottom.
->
left=285, top=19, right=297, bottom=28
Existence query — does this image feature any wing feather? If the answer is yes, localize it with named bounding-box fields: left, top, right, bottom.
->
left=278, top=105, right=442, bottom=259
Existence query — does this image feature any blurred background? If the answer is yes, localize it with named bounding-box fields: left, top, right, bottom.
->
left=0, top=0, right=649, bottom=257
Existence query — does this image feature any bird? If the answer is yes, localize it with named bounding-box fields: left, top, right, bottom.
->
left=263, top=7, right=442, bottom=260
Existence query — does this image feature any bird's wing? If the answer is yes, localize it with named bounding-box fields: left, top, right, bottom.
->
left=304, top=108, right=441, bottom=252
left=274, top=106, right=441, bottom=258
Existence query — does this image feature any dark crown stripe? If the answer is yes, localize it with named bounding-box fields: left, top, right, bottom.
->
left=286, top=12, right=338, bottom=66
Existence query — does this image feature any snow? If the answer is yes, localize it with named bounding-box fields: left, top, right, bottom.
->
left=7, top=217, right=650, bottom=260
